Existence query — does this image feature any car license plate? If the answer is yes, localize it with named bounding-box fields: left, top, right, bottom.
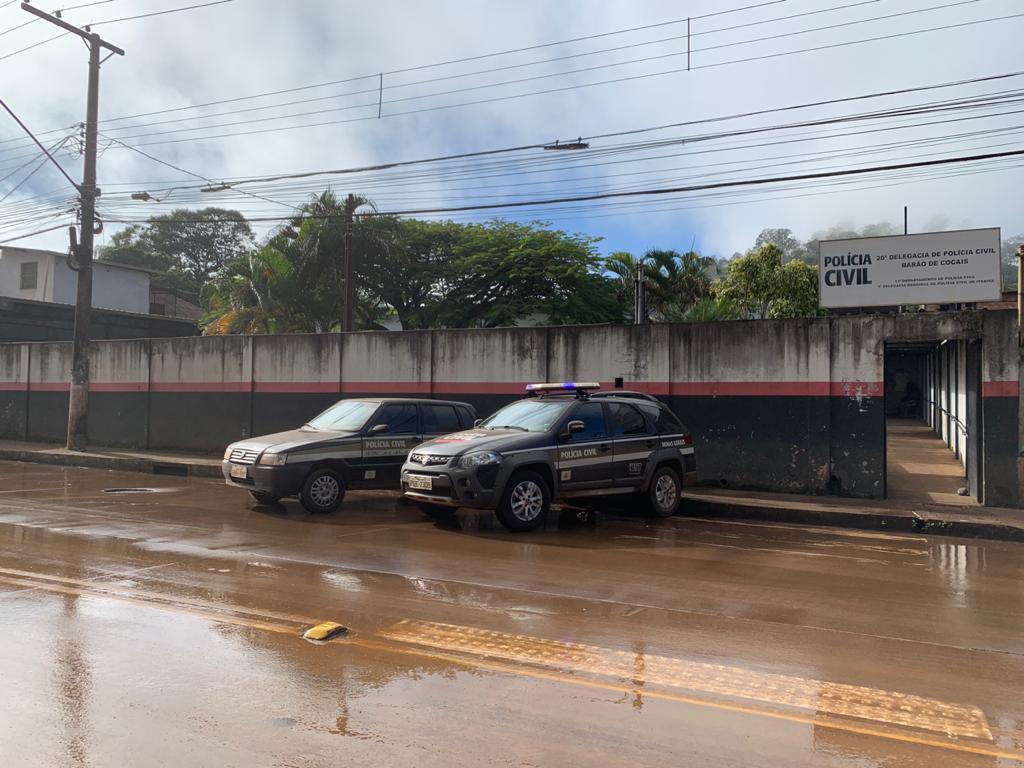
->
left=407, top=474, right=433, bottom=491
left=229, top=464, right=247, bottom=480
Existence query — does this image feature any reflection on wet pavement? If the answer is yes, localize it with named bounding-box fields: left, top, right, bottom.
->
left=0, top=460, right=1022, bottom=767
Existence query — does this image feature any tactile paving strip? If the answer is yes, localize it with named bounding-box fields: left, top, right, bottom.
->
left=381, top=620, right=992, bottom=741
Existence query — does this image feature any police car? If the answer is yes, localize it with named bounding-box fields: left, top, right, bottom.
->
left=400, top=382, right=697, bottom=532
left=222, top=398, right=476, bottom=513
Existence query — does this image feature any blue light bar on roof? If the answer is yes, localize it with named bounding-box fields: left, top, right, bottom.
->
left=526, top=381, right=601, bottom=393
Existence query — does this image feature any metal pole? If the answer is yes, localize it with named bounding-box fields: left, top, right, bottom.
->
left=65, top=35, right=102, bottom=450
left=342, top=196, right=354, bottom=332
left=903, top=205, right=908, bottom=235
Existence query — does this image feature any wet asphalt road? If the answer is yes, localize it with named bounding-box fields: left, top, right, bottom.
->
left=0, top=461, right=1022, bottom=767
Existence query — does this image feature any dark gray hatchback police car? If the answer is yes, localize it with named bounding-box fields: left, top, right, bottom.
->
left=400, top=383, right=697, bottom=532
left=223, top=397, right=475, bottom=513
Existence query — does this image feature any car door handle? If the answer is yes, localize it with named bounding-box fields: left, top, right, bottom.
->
left=599, top=443, right=611, bottom=453
left=645, top=439, right=658, bottom=448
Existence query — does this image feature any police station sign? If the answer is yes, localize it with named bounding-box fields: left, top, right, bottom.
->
left=818, top=228, right=1002, bottom=308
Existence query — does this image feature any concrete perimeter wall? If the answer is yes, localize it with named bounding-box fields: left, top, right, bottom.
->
left=0, top=310, right=1017, bottom=506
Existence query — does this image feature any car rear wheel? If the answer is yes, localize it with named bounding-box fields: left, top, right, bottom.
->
left=299, top=469, right=345, bottom=514
left=248, top=490, right=280, bottom=505
left=495, top=471, right=550, bottom=532
left=647, top=465, right=681, bottom=517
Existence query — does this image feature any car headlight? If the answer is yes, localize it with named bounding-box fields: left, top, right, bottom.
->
left=223, top=446, right=233, bottom=460
left=259, top=452, right=287, bottom=466
left=457, top=450, right=502, bottom=467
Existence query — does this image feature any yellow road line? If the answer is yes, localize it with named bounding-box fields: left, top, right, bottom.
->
left=351, top=636, right=1024, bottom=764
left=4, top=569, right=1022, bottom=763
left=380, top=619, right=992, bottom=741
left=0, top=575, right=305, bottom=636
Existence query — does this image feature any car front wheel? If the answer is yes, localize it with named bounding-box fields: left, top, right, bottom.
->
left=647, top=465, right=681, bottom=517
left=495, top=471, right=550, bottom=532
left=300, top=469, right=345, bottom=513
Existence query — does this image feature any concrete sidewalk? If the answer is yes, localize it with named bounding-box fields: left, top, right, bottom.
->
left=0, top=439, right=1021, bottom=542
left=0, top=439, right=221, bottom=478
left=682, top=487, right=1024, bottom=543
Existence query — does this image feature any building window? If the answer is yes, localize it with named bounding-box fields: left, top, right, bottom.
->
left=20, top=261, right=37, bottom=290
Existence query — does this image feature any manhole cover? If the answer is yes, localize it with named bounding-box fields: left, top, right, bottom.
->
left=103, top=487, right=167, bottom=494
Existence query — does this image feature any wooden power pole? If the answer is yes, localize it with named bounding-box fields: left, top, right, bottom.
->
left=21, top=2, right=123, bottom=451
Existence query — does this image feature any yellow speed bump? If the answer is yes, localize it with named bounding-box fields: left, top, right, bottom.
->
left=303, top=621, right=348, bottom=642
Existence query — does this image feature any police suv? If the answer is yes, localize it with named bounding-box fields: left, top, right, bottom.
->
left=222, top=397, right=476, bottom=513
left=400, top=383, right=697, bottom=532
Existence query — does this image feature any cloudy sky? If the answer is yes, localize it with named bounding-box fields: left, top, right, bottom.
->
left=1, top=0, right=1022, bottom=261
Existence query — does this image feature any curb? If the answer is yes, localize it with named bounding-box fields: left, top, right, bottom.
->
left=0, top=449, right=221, bottom=479
left=682, top=495, right=1024, bottom=544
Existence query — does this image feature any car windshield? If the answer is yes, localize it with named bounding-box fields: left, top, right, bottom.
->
left=305, top=400, right=379, bottom=431
left=481, top=399, right=569, bottom=432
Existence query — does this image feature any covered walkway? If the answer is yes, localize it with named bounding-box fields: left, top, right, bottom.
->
left=886, top=418, right=975, bottom=507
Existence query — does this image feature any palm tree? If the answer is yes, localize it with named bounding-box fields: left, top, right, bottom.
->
left=201, top=245, right=296, bottom=334
left=604, top=248, right=714, bottom=321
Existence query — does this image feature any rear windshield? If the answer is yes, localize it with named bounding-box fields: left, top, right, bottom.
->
left=306, top=400, right=378, bottom=431
left=640, top=403, right=688, bottom=435
left=481, top=400, right=569, bottom=432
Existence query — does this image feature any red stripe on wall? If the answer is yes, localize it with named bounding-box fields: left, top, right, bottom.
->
left=90, top=382, right=148, bottom=392
left=150, top=382, right=252, bottom=393
left=253, top=381, right=339, bottom=393
left=340, top=381, right=432, bottom=394
left=0, top=382, right=27, bottom=391
left=671, top=381, right=835, bottom=397
left=828, top=381, right=884, bottom=398
left=27, top=382, right=69, bottom=392
left=432, top=381, right=528, bottom=395
left=982, top=380, right=1018, bottom=397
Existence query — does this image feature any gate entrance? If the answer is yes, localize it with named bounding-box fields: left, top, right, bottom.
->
left=884, top=340, right=981, bottom=506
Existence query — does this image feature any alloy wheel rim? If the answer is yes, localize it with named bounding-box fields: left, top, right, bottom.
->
left=510, top=480, right=544, bottom=521
left=655, top=474, right=677, bottom=511
left=310, top=475, right=339, bottom=507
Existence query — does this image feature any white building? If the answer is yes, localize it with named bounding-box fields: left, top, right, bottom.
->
left=0, top=246, right=151, bottom=314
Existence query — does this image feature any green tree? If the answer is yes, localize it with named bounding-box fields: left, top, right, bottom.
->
left=437, top=220, right=621, bottom=327
left=200, top=244, right=298, bottom=335
left=98, top=208, right=254, bottom=296
left=603, top=248, right=713, bottom=321
left=718, top=243, right=822, bottom=319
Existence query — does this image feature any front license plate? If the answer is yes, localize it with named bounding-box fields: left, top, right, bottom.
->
left=229, top=464, right=248, bottom=480
left=407, top=474, right=433, bottom=491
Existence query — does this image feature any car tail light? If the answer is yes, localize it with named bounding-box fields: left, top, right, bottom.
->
left=683, top=434, right=693, bottom=446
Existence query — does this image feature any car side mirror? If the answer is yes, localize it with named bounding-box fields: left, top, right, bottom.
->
left=473, top=418, right=483, bottom=427
left=561, top=420, right=585, bottom=440
left=369, top=423, right=389, bottom=435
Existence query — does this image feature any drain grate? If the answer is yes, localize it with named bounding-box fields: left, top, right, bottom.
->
left=103, top=487, right=164, bottom=494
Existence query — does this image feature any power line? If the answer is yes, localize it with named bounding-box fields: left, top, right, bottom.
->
left=0, top=98, right=79, bottom=189
left=93, top=0, right=882, bottom=134
left=100, top=78, right=1024, bottom=195
left=109, top=11, right=1024, bottom=149
left=93, top=0, right=788, bottom=126
left=97, top=0, right=988, bottom=142
left=100, top=148, right=1024, bottom=224
left=90, top=0, right=233, bottom=27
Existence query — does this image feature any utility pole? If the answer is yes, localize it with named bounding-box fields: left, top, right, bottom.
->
left=342, top=194, right=355, bottom=332
left=633, top=263, right=647, bottom=324
left=21, top=2, right=123, bottom=450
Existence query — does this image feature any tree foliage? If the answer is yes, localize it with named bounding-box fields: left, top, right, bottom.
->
left=717, top=243, right=822, bottom=319
left=98, top=207, right=254, bottom=297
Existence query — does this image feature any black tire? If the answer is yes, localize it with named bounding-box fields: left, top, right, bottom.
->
left=299, top=469, right=346, bottom=514
left=495, top=471, right=550, bottom=532
left=248, top=490, right=280, bottom=505
left=647, top=465, right=682, bottom=518
left=417, top=501, right=457, bottom=517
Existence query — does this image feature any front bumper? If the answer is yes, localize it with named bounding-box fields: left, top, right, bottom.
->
left=221, top=460, right=307, bottom=497
left=400, top=460, right=500, bottom=509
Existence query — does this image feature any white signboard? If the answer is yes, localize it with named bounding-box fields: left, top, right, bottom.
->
left=818, top=228, right=1002, bottom=308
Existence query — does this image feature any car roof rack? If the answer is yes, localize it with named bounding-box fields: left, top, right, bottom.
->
left=525, top=382, right=601, bottom=400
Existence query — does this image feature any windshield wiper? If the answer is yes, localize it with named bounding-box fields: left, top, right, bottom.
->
left=487, top=425, right=528, bottom=432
